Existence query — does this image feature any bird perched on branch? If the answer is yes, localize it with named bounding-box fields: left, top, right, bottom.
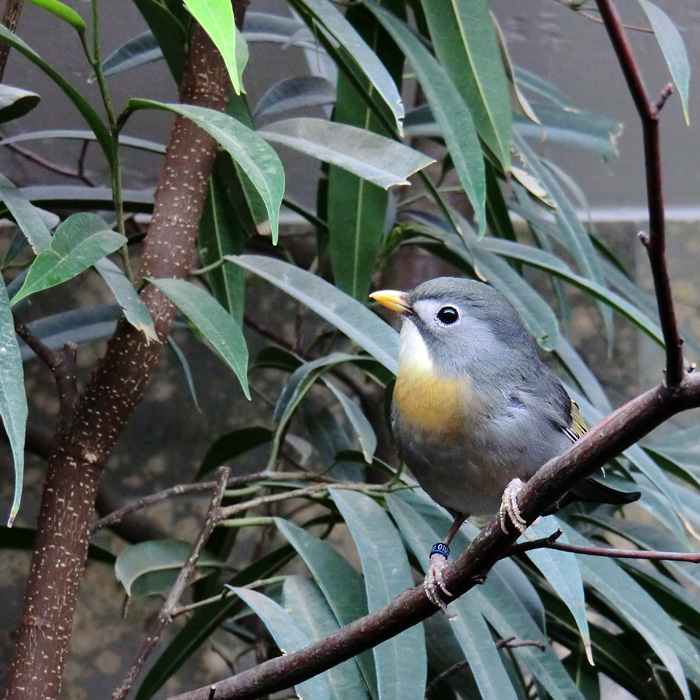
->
left=370, top=277, right=639, bottom=610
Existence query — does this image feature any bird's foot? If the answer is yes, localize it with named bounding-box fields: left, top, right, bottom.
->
left=499, top=478, right=529, bottom=535
left=424, top=543, right=456, bottom=617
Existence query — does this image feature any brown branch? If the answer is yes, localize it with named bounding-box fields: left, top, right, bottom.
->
left=594, top=0, right=684, bottom=387
left=4, top=18, right=234, bottom=700
left=14, top=317, right=78, bottom=419
left=91, top=471, right=321, bottom=534
left=509, top=529, right=700, bottom=562
left=167, top=375, right=700, bottom=700
left=0, top=0, right=23, bottom=81
left=111, top=467, right=231, bottom=700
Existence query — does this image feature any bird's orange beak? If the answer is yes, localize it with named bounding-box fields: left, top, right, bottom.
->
left=369, top=289, right=411, bottom=314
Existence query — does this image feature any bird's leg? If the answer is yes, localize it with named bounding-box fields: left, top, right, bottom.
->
left=499, top=477, right=531, bottom=535
left=425, top=514, right=466, bottom=613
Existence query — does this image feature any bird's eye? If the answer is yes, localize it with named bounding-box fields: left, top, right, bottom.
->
left=436, top=306, right=459, bottom=326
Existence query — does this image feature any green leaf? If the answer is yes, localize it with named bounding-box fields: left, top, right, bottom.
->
left=231, top=587, right=330, bottom=699
left=0, top=84, right=40, bottom=123
left=366, top=4, right=486, bottom=234
left=0, top=129, right=166, bottom=154
left=135, top=545, right=295, bottom=700
left=11, top=213, right=125, bottom=305
left=418, top=0, right=512, bottom=170
left=274, top=518, right=378, bottom=697
left=253, top=76, right=335, bottom=119
left=0, top=24, right=112, bottom=160
left=637, top=0, right=691, bottom=124
left=324, top=382, right=376, bottom=463
left=0, top=173, right=53, bottom=253
left=146, top=278, right=250, bottom=399
left=260, top=118, right=433, bottom=189
left=284, top=576, right=370, bottom=700
left=198, top=167, right=245, bottom=324
left=526, top=516, right=592, bottom=665
left=197, top=426, right=272, bottom=478
left=560, top=523, right=700, bottom=699
left=385, top=494, right=521, bottom=700
left=115, top=539, right=223, bottom=599
left=27, top=0, right=86, bottom=31
left=227, top=255, right=399, bottom=373
left=289, top=0, right=405, bottom=135
left=182, top=0, right=243, bottom=93
left=0, top=276, right=27, bottom=526
left=331, top=490, right=426, bottom=700
left=129, top=100, right=284, bottom=243
left=98, top=31, right=162, bottom=79
left=94, top=259, right=157, bottom=342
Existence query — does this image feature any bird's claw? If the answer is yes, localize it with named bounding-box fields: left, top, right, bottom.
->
left=499, top=478, right=529, bottom=535
left=424, top=550, right=456, bottom=618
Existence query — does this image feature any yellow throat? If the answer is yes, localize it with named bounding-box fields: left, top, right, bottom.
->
left=393, top=322, right=468, bottom=435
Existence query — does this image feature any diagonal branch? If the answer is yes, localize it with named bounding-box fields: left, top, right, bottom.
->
left=594, top=0, right=684, bottom=386
left=111, top=467, right=231, bottom=700
left=168, top=374, right=700, bottom=700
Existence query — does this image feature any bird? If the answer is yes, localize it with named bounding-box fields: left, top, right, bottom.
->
left=370, top=277, right=639, bottom=610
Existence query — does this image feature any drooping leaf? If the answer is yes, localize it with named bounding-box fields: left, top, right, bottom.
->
left=98, top=31, right=163, bottom=79
left=231, top=586, right=331, bottom=700
left=182, top=0, right=244, bottom=93
left=418, top=0, right=512, bottom=170
left=284, top=576, right=370, bottom=700
left=259, top=117, right=433, bottom=189
left=366, top=4, right=486, bottom=234
left=0, top=129, right=166, bottom=154
left=526, top=516, right=592, bottom=665
left=115, top=539, right=224, bottom=599
left=198, top=166, right=245, bottom=324
left=0, top=174, right=52, bottom=253
left=289, top=0, right=405, bottom=135
left=0, top=84, right=40, bottom=123
left=637, top=0, right=691, bottom=124
left=274, top=518, right=378, bottom=696
left=129, top=100, right=284, bottom=243
left=27, top=0, right=86, bottom=31
left=197, top=426, right=273, bottom=478
left=332, top=490, right=426, bottom=700
left=253, top=76, right=336, bottom=119
left=11, top=213, right=126, bottom=305
left=94, top=259, right=157, bottom=342
left=0, top=276, right=27, bottom=526
left=324, top=382, right=377, bottom=463
left=147, top=278, right=250, bottom=399
left=135, top=545, right=295, bottom=700
left=227, top=255, right=399, bottom=373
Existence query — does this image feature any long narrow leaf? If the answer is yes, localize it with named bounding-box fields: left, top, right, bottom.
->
left=0, top=174, right=52, bottom=253
left=419, top=0, right=512, bottom=170
left=367, top=4, right=486, bottom=234
left=129, top=100, right=284, bottom=243
left=0, top=276, right=27, bottom=526
left=227, top=255, right=399, bottom=373
left=332, top=489, right=426, bottom=700
left=147, top=278, right=250, bottom=399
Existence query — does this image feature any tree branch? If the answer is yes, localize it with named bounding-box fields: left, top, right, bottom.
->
left=509, top=529, right=700, bottom=562
left=594, top=0, right=684, bottom=386
left=168, top=375, right=700, bottom=700
left=111, top=467, right=231, bottom=700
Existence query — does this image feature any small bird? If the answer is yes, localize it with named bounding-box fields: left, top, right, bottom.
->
left=370, top=277, right=639, bottom=610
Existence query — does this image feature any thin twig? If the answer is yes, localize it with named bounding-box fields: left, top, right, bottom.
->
left=111, top=467, right=231, bottom=700
left=14, top=317, right=78, bottom=417
left=595, top=0, right=684, bottom=387
left=91, top=471, right=321, bottom=533
left=509, top=529, right=700, bottom=562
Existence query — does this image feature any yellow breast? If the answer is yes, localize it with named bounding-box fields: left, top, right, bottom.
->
left=393, top=321, right=474, bottom=437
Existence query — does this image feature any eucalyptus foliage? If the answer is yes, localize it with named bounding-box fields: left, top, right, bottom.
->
left=0, top=1, right=697, bottom=699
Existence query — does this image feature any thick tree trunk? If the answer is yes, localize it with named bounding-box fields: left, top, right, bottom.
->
left=4, top=23, right=230, bottom=700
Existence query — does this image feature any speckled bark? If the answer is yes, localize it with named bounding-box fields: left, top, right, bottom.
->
left=4, top=22, right=231, bottom=700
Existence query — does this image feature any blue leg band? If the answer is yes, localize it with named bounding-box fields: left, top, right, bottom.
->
left=430, top=542, right=450, bottom=559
